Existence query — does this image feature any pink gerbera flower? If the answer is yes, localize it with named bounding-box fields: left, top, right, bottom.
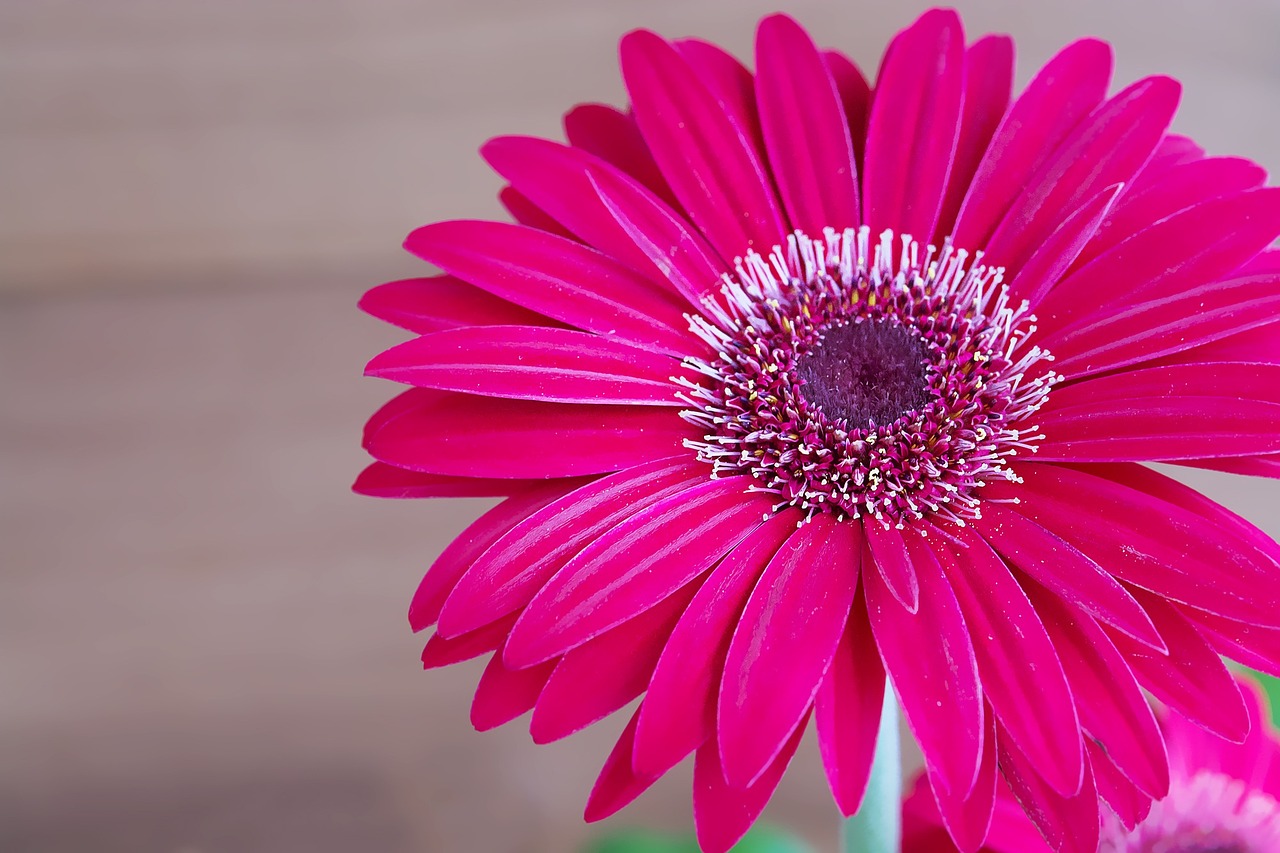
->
left=902, top=675, right=1280, bottom=853
left=356, top=8, right=1280, bottom=852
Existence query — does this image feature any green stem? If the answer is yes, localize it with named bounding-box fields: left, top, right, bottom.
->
left=840, top=690, right=902, bottom=853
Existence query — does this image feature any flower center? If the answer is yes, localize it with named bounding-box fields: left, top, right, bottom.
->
left=677, top=227, right=1059, bottom=527
left=1102, top=770, right=1280, bottom=853
left=795, top=319, right=932, bottom=428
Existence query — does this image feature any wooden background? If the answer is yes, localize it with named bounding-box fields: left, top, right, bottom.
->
left=3, top=1, right=1279, bottom=851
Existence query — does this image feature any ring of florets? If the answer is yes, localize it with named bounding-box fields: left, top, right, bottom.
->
left=675, top=226, right=1060, bottom=528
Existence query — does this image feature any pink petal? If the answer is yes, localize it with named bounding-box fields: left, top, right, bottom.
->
left=1037, top=188, right=1280, bottom=333
left=365, top=388, right=696, bottom=480
left=992, top=464, right=1280, bottom=628
left=1006, top=184, right=1122, bottom=308
left=408, top=480, right=581, bottom=631
left=815, top=594, right=885, bottom=816
left=935, top=35, right=1014, bottom=240
left=823, top=51, right=872, bottom=169
left=998, top=727, right=1100, bottom=853
left=360, top=275, right=554, bottom=335
left=530, top=581, right=696, bottom=743
left=633, top=511, right=798, bottom=777
left=366, top=325, right=688, bottom=406
left=865, top=525, right=982, bottom=798
left=693, top=714, right=807, bottom=853
left=1026, top=582, right=1168, bottom=799
left=1086, top=739, right=1153, bottom=831
left=1108, top=588, right=1249, bottom=743
left=404, top=218, right=694, bottom=355
left=755, top=14, right=860, bottom=235
left=863, top=521, right=920, bottom=613
left=673, top=38, right=765, bottom=159
left=584, top=709, right=658, bottom=822
left=952, top=38, right=1113, bottom=250
left=925, top=704, right=999, bottom=853
left=1162, top=674, right=1273, bottom=787
left=621, top=29, right=786, bottom=260
left=504, top=478, right=772, bottom=667
left=718, top=514, right=860, bottom=787
left=420, top=613, right=515, bottom=668
left=439, top=458, right=705, bottom=638
left=1139, top=133, right=1204, bottom=174
left=929, top=525, right=1083, bottom=796
left=972, top=503, right=1163, bottom=649
left=862, top=8, right=964, bottom=239
left=353, top=462, right=545, bottom=499
left=563, top=103, right=678, bottom=208
left=499, top=186, right=577, bottom=239
left=1184, top=607, right=1280, bottom=679
left=470, top=651, right=555, bottom=731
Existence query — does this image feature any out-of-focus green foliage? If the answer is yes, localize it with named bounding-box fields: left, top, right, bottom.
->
left=583, top=825, right=815, bottom=853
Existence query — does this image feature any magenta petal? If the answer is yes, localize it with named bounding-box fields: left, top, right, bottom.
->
left=862, top=8, right=964, bottom=239
left=353, top=462, right=542, bottom=499
left=499, top=186, right=578, bottom=239
left=718, top=514, right=860, bottom=787
left=366, top=325, right=687, bottom=406
left=440, top=458, right=704, bottom=638
left=866, top=526, right=982, bottom=798
left=1185, top=607, right=1280, bottom=680
left=693, top=715, right=807, bottom=853
left=998, top=728, right=1100, bottom=853
left=973, top=503, right=1162, bottom=649
left=621, top=29, right=786, bottom=260
left=952, top=38, right=1113, bottom=250
left=815, top=597, right=885, bottom=816
left=404, top=218, right=693, bottom=355
left=360, top=275, right=553, bottom=335
left=563, top=103, right=678, bottom=208
left=1162, top=675, right=1272, bottom=787
left=365, top=389, right=695, bottom=480
left=1027, top=583, right=1169, bottom=799
left=470, top=651, right=555, bottom=731
left=408, top=481, right=579, bottom=631
left=925, top=705, right=998, bottom=853
left=584, top=709, right=658, bottom=822
left=633, top=512, right=798, bottom=778
left=530, top=582, right=695, bottom=744
left=504, top=478, right=772, bottom=668
left=863, top=522, right=920, bottom=613
left=993, top=464, right=1280, bottom=628
left=929, top=525, right=1083, bottom=797
left=673, top=38, right=765, bottom=159
left=755, top=14, right=860, bottom=234
left=983, top=75, right=1180, bottom=277
left=420, top=613, right=515, bottom=668
left=823, top=50, right=872, bottom=169
left=1141, top=133, right=1204, bottom=174
left=934, top=34, right=1014, bottom=241
left=1087, top=739, right=1153, bottom=831
left=1006, top=184, right=1122, bottom=308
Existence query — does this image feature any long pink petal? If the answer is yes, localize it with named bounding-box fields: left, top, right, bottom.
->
left=823, top=51, right=872, bottom=169
left=693, top=715, right=807, bottom=853
left=983, top=76, right=1179, bottom=277
left=408, top=480, right=581, bottom=631
left=1184, top=607, right=1280, bottom=679
left=360, top=275, right=553, bottom=335
left=815, top=594, right=885, bottom=816
left=499, top=186, right=578, bottom=239
left=633, top=511, right=798, bottom=777
left=504, top=478, right=772, bottom=667
left=1108, top=587, right=1250, bottom=742
left=621, top=29, right=786, bottom=260
left=866, top=525, right=982, bottom=798
left=530, top=581, right=696, bottom=743
left=718, top=514, right=860, bottom=787
left=673, top=38, right=765, bottom=160
left=353, top=462, right=548, bottom=499
left=584, top=709, right=658, bottom=822
left=925, top=704, right=998, bottom=853
left=935, top=35, right=1014, bottom=240
left=863, top=522, right=920, bottom=613
left=1006, top=184, right=1122, bottom=308
left=366, top=325, right=688, bottom=406
left=563, top=103, right=678, bottom=208
left=470, top=651, right=555, bottom=731
left=972, top=503, right=1163, bottom=649
left=991, top=464, right=1280, bottom=628
left=755, top=14, right=860, bottom=235
left=1086, top=739, right=1153, bottom=831
left=862, top=8, right=964, bottom=239
left=364, top=389, right=696, bottom=480
left=930, top=525, right=1083, bottom=796
left=439, top=458, right=704, bottom=637
left=404, top=218, right=694, bottom=355
left=1026, top=581, right=1168, bottom=799
left=998, top=728, right=1100, bottom=853
left=952, top=38, right=1113, bottom=250
left=1162, top=675, right=1273, bottom=788
left=420, top=613, right=515, bottom=668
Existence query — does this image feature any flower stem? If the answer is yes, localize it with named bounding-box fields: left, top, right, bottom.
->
left=840, top=690, right=902, bottom=853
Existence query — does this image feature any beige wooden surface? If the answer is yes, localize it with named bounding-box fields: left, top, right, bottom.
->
left=3, top=1, right=1280, bottom=851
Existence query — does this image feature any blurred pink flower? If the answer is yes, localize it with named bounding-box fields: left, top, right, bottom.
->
left=357, top=8, right=1280, bottom=852
left=903, top=676, right=1280, bottom=853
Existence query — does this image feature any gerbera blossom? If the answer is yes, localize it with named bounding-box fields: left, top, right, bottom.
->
left=356, top=8, right=1280, bottom=852
left=902, top=675, right=1280, bottom=852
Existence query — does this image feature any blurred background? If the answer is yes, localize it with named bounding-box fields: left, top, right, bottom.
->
left=3, top=1, right=1280, bottom=850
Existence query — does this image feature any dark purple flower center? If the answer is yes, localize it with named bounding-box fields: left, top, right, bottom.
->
left=795, top=319, right=932, bottom=428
